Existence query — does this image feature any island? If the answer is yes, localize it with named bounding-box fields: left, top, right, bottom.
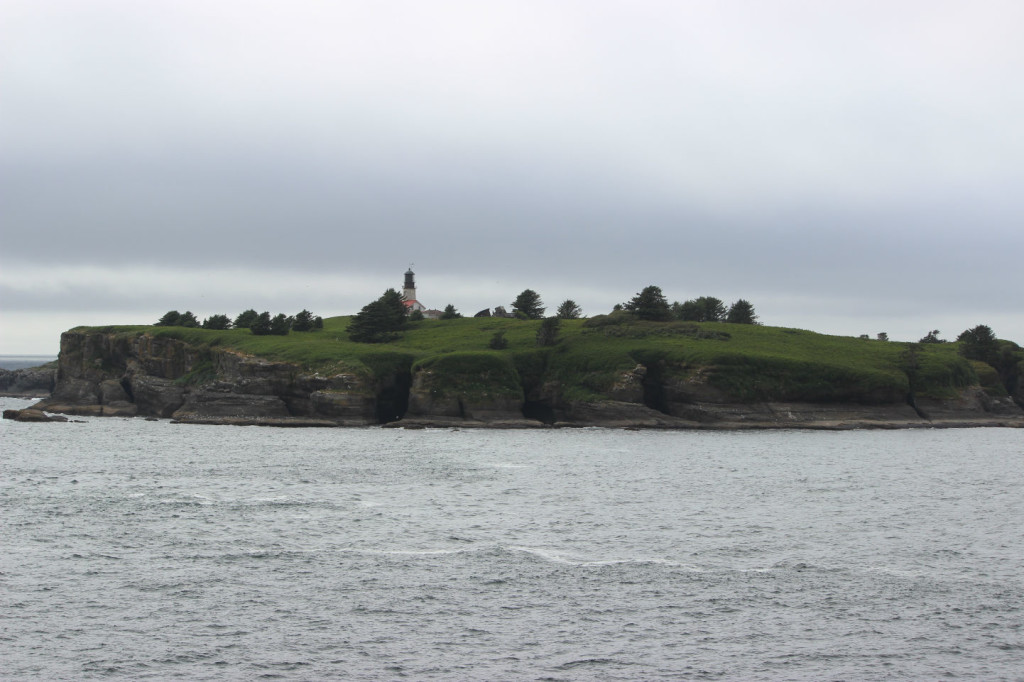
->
left=8, top=312, right=1024, bottom=429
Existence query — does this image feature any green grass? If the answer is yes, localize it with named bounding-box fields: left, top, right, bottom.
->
left=70, top=317, right=980, bottom=403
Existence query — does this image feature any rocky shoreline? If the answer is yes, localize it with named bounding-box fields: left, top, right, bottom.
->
left=0, top=366, right=56, bottom=398
left=5, top=330, right=1023, bottom=430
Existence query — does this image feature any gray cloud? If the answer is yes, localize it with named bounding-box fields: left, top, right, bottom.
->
left=2, top=0, right=1023, bottom=352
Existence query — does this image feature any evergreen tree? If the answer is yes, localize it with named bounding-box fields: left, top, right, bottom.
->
left=348, top=289, right=408, bottom=343
left=378, top=289, right=408, bottom=328
left=441, top=304, right=462, bottom=319
left=919, top=330, right=944, bottom=343
left=556, top=299, right=582, bottom=319
left=957, top=325, right=1023, bottom=396
left=270, top=314, right=292, bottom=335
left=726, top=299, right=757, bottom=324
left=512, top=289, right=545, bottom=319
left=292, top=309, right=315, bottom=332
left=957, top=325, right=998, bottom=364
left=250, top=311, right=273, bottom=335
left=177, top=311, right=200, bottom=328
left=156, top=310, right=181, bottom=326
left=677, top=296, right=726, bottom=322
left=625, top=286, right=671, bottom=321
left=234, top=309, right=259, bottom=329
left=202, top=314, right=232, bottom=330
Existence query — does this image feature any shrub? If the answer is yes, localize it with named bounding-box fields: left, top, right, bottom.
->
left=489, top=331, right=508, bottom=350
left=536, top=317, right=560, bottom=346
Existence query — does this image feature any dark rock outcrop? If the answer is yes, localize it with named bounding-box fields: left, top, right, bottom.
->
left=0, top=366, right=56, bottom=397
left=3, top=408, right=68, bottom=422
left=29, top=330, right=378, bottom=426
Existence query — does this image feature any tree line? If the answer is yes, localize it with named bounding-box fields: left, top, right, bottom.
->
left=155, top=309, right=323, bottom=335
left=613, top=287, right=757, bottom=324
left=346, top=285, right=758, bottom=346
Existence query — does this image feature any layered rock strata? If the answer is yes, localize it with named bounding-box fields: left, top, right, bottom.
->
left=15, top=330, right=1024, bottom=429
left=27, top=331, right=377, bottom=426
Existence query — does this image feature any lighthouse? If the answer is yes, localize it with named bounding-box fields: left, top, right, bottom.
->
left=402, top=268, right=425, bottom=313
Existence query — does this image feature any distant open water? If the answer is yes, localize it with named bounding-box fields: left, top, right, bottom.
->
left=2, top=395, right=1023, bottom=680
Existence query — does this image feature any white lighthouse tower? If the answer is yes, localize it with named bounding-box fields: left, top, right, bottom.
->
left=402, top=267, right=425, bottom=313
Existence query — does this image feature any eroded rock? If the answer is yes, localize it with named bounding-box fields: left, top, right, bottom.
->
left=3, top=408, right=68, bottom=422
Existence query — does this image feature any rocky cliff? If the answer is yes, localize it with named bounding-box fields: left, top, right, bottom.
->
left=27, top=331, right=377, bottom=426
left=0, top=365, right=56, bottom=397
left=15, top=330, right=1024, bottom=429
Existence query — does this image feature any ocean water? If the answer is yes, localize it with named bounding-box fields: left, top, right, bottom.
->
left=2, top=395, right=1023, bottom=680
left=0, top=356, right=57, bottom=371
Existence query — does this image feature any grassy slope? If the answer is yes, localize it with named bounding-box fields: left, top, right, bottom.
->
left=73, top=316, right=979, bottom=403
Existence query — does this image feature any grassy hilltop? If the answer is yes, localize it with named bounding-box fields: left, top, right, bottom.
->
left=75, top=315, right=1006, bottom=406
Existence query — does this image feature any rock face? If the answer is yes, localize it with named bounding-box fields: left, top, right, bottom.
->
left=2, top=408, right=68, bottom=422
left=26, top=330, right=1024, bottom=429
left=0, top=366, right=56, bottom=397
left=30, top=331, right=378, bottom=426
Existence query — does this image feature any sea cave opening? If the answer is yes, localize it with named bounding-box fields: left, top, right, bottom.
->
left=376, top=371, right=412, bottom=424
left=641, top=363, right=670, bottom=415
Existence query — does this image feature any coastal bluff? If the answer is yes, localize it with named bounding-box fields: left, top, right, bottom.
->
left=15, top=326, right=1024, bottom=429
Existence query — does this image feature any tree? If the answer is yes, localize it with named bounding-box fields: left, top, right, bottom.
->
left=156, top=310, right=181, bottom=326
left=625, top=286, right=672, bottom=321
left=379, top=289, right=408, bottom=327
left=408, top=309, right=424, bottom=322
left=250, top=312, right=273, bottom=336
left=177, top=311, right=200, bottom=328
left=270, top=314, right=292, bottom=335
left=676, top=296, right=725, bottom=322
left=234, top=309, right=259, bottom=329
left=994, top=343, right=1023, bottom=397
left=876, top=332, right=889, bottom=342
left=536, top=316, right=560, bottom=346
left=512, top=289, right=545, bottom=319
left=556, top=299, right=582, bottom=319
left=919, top=330, right=944, bottom=343
left=292, top=309, right=316, bottom=332
left=202, top=314, right=232, bottom=330
left=726, top=299, right=758, bottom=325
left=957, top=325, right=1022, bottom=396
left=441, top=304, right=462, bottom=320
left=957, top=325, right=998, bottom=364
left=347, top=289, right=408, bottom=343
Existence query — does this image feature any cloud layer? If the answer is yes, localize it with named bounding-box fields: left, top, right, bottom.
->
left=3, top=1, right=1023, bottom=352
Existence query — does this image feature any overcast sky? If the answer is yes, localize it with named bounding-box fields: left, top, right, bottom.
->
left=2, top=0, right=1022, bottom=354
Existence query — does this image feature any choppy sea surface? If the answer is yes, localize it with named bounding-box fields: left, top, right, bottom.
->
left=2, top=396, right=1023, bottom=681
left=0, top=356, right=56, bottom=371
